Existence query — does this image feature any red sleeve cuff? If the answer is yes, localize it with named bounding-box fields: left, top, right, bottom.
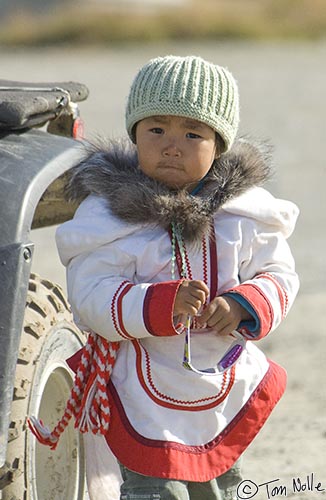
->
left=143, top=280, right=183, bottom=337
left=227, top=283, right=274, bottom=340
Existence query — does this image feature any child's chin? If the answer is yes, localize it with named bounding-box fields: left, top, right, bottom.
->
left=157, top=177, right=186, bottom=190
left=165, top=182, right=188, bottom=191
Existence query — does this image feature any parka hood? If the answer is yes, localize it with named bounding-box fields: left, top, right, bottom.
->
left=66, top=138, right=274, bottom=243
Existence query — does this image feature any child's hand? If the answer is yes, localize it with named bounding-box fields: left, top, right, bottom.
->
left=174, top=280, right=209, bottom=317
left=196, top=295, right=252, bottom=336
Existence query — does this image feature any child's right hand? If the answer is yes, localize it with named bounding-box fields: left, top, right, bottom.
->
left=174, top=280, right=209, bottom=317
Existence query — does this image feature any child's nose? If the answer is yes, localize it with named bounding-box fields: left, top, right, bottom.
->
left=162, top=141, right=181, bottom=157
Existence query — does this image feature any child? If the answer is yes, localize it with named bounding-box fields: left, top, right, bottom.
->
left=53, top=55, right=299, bottom=500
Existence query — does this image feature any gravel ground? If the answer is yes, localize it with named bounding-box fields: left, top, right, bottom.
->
left=2, top=40, right=325, bottom=499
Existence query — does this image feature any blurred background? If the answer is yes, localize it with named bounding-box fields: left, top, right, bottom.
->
left=1, top=0, right=325, bottom=496
left=0, top=0, right=326, bottom=44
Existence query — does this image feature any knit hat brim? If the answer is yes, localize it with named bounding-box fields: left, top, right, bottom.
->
left=127, top=104, right=236, bottom=153
left=125, top=55, right=239, bottom=152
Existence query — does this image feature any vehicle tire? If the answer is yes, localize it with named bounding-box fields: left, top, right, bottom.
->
left=2, top=273, right=89, bottom=500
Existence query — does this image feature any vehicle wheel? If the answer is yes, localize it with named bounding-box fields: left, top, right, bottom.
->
left=2, top=273, right=89, bottom=500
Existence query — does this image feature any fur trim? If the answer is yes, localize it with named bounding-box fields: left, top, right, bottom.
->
left=66, top=138, right=272, bottom=242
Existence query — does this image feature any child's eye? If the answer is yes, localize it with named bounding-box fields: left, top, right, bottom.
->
left=186, top=132, right=201, bottom=139
left=150, top=127, right=164, bottom=134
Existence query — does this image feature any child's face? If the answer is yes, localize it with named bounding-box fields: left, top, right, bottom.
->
left=135, top=115, right=219, bottom=190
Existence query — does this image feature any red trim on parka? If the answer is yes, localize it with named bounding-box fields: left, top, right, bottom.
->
left=133, top=340, right=236, bottom=411
left=114, top=282, right=135, bottom=339
left=226, top=283, right=274, bottom=340
left=143, top=280, right=183, bottom=336
left=209, top=223, right=218, bottom=300
left=104, top=360, right=287, bottom=482
left=256, top=273, right=289, bottom=319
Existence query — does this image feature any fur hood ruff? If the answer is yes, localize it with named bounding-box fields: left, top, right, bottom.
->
left=67, top=138, right=272, bottom=242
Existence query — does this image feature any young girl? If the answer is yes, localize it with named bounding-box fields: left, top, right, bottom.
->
left=36, top=55, right=299, bottom=499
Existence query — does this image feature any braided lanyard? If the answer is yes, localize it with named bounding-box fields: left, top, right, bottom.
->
left=171, top=220, right=205, bottom=371
left=171, top=221, right=246, bottom=376
left=171, top=221, right=188, bottom=281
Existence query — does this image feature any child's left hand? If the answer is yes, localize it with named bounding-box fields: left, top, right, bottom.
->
left=196, top=296, right=252, bottom=336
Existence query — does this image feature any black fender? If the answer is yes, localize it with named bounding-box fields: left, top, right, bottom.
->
left=0, top=129, right=82, bottom=467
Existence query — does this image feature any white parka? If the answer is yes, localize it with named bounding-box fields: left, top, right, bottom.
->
left=56, top=140, right=299, bottom=482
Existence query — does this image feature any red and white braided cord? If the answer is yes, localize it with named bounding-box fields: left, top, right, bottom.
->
left=28, top=331, right=119, bottom=450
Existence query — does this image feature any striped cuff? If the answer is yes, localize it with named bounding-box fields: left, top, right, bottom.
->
left=224, top=284, right=273, bottom=339
left=143, top=280, right=183, bottom=337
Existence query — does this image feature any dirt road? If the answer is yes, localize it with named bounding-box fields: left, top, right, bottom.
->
left=2, top=40, right=325, bottom=498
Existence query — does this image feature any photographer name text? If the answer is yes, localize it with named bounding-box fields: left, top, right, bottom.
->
left=237, top=473, right=325, bottom=499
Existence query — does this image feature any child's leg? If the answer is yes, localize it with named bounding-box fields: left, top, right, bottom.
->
left=187, top=479, right=223, bottom=500
left=119, top=459, right=242, bottom=500
left=119, top=464, right=190, bottom=500
left=188, top=459, right=242, bottom=500
left=215, top=459, right=243, bottom=500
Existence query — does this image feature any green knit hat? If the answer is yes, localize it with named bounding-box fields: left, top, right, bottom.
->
left=125, top=55, right=239, bottom=152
